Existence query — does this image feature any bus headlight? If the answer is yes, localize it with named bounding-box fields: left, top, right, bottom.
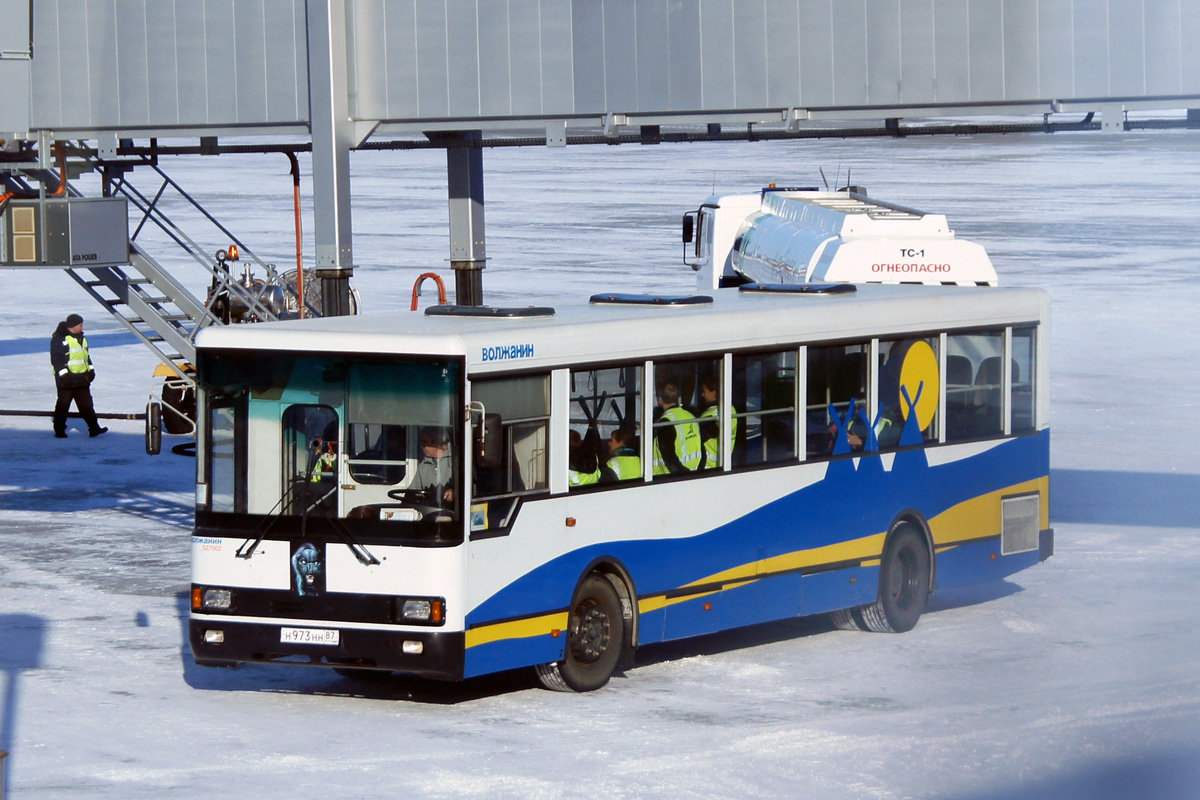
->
left=396, top=597, right=445, bottom=625
left=192, top=586, right=233, bottom=612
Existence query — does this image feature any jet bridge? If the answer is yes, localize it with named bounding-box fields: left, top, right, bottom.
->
left=2, top=0, right=1199, bottom=366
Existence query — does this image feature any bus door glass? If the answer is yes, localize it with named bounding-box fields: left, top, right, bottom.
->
left=282, top=405, right=339, bottom=516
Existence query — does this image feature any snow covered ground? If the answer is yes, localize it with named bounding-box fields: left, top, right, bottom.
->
left=2, top=129, right=1200, bottom=798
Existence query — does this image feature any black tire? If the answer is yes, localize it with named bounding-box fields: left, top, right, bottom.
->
left=858, top=523, right=931, bottom=633
left=145, top=401, right=162, bottom=455
left=535, top=575, right=625, bottom=692
left=162, top=383, right=195, bottom=435
left=830, top=606, right=866, bottom=631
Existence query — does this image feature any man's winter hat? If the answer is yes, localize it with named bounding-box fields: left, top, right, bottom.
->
left=65, top=314, right=83, bottom=327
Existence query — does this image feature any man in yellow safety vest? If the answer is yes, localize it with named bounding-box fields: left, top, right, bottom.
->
left=652, top=381, right=701, bottom=475
left=50, top=314, right=107, bottom=438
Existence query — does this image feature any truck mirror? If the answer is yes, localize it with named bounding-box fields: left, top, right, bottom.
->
left=682, top=213, right=695, bottom=244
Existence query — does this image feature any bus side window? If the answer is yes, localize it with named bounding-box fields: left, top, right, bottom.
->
left=652, top=358, right=719, bottom=478
left=806, top=343, right=868, bottom=457
left=945, top=331, right=1004, bottom=441
left=877, top=337, right=939, bottom=449
left=732, top=350, right=796, bottom=467
left=571, top=365, right=643, bottom=485
left=1011, top=327, right=1036, bottom=432
left=471, top=375, right=551, bottom=529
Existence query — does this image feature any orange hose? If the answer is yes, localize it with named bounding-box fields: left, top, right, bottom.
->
left=411, top=273, right=448, bottom=310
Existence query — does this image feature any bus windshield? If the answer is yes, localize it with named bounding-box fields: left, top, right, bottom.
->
left=197, top=350, right=462, bottom=540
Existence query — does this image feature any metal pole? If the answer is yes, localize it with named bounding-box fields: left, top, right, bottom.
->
left=307, top=0, right=354, bottom=316
left=445, top=132, right=486, bottom=306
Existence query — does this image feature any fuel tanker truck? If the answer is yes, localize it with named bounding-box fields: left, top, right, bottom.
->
left=683, top=186, right=997, bottom=291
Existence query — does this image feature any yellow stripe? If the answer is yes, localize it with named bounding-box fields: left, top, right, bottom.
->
left=927, top=476, right=1048, bottom=546
left=464, top=611, right=569, bottom=649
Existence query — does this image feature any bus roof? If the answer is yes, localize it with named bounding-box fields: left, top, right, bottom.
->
left=195, top=284, right=1048, bottom=373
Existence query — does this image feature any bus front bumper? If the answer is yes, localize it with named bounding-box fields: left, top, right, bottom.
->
left=189, top=617, right=465, bottom=679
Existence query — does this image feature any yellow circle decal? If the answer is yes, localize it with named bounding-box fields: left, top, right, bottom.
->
left=898, top=340, right=939, bottom=432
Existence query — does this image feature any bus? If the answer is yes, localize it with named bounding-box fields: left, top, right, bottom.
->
left=189, top=282, right=1051, bottom=691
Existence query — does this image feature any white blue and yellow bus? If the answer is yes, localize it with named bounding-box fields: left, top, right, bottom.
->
left=189, top=282, right=1051, bottom=691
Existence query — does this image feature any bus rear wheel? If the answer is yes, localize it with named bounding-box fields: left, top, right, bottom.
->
left=858, top=523, right=931, bottom=633
left=535, top=575, right=625, bottom=692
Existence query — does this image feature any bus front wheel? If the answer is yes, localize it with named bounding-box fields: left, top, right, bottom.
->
left=535, top=575, right=625, bottom=692
left=858, top=522, right=931, bottom=634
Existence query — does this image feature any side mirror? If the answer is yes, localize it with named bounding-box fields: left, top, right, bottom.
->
left=681, top=212, right=696, bottom=244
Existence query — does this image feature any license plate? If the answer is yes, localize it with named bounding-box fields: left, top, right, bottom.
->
left=280, top=627, right=340, bottom=646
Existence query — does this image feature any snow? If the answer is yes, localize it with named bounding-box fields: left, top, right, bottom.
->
left=3, top=129, right=1200, bottom=798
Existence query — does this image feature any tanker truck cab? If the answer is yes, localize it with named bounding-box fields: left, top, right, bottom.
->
left=684, top=187, right=998, bottom=292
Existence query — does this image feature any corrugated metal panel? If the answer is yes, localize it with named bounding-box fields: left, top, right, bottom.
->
left=477, top=2, right=511, bottom=117
left=1003, top=0, right=1042, bottom=100
left=733, top=0, right=768, bottom=108
left=8, top=0, right=1200, bottom=138
left=540, top=1, right=575, bottom=111
left=1073, top=2, right=1110, bottom=97
left=866, top=0, right=902, bottom=105
left=604, top=0, right=640, bottom=110
left=900, top=0, right=936, bottom=104
left=635, top=0, right=669, bottom=110
left=571, top=0, right=605, bottom=112
left=968, top=0, right=1005, bottom=102
left=700, top=0, right=736, bottom=109
left=667, top=0, right=702, bottom=109
left=934, top=0, right=970, bottom=101
left=1108, top=0, right=1146, bottom=96
left=1144, top=0, right=1182, bottom=95
left=446, top=0, right=481, bottom=118
left=764, top=0, right=801, bottom=106
left=831, top=0, right=866, bottom=104
left=798, top=0, right=835, bottom=107
left=1037, top=0, right=1074, bottom=99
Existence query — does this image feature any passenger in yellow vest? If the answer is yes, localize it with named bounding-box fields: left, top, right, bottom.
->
left=603, top=425, right=641, bottom=482
left=652, top=382, right=702, bottom=475
left=310, top=439, right=338, bottom=482
left=568, top=429, right=601, bottom=487
left=50, top=314, right=107, bottom=438
left=697, top=375, right=737, bottom=470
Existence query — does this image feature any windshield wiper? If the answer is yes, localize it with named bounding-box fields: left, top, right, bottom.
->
left=236, top=446, right=379, bottom=566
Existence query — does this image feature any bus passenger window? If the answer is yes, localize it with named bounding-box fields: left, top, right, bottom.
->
left=571, top=365, right=642, bottom=484
left=945, top=331, right=1005, bottom=441
left=877, top=338, right=939, bottom=449
left=471, top=375, right=550, bottom=529
left=653, top=359, right=718, bottom=478
left=1011, top=327, right=1036, bottom=432
left=807, top=343, right=868, bottom=457
left=732, top=350, right=796, bottom=467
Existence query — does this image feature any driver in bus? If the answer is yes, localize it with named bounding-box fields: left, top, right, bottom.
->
left=413, top=427, right=454, bottom=505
